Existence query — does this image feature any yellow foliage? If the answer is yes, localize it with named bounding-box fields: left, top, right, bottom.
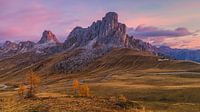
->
left=72, top=79, right=79, bottom=96
left=17, top=85, right=27, bottom=97
left=72, top=79, right=79, bottom=91
left=27, top=70, right=40, bottom=87
left=26, top=70, right=40, bottom=97
left=118, top=94, right=127, bottom=103
left=71, top=79, right=90, bottom=97
left=78, top=83, right=90, bottom=97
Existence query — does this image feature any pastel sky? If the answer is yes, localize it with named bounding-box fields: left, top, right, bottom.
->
left=0, top=0, right=200, bottom=49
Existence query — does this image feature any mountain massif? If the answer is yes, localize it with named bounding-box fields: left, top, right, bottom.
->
left=0, top=12, right=200, bottom=79
left=1, top=12, right=199, bottom=64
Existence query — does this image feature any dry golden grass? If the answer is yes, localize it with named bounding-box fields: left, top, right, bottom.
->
left=1, top=48, right=200, bottom=111
left=0, top=93, right=149, bottom=112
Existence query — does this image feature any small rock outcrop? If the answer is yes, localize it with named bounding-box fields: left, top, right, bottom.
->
left=126, top=35, right=158, bottom=53
left=18, top=41, right=36, bottom=53
left=3, top=41, right=18, bottom=51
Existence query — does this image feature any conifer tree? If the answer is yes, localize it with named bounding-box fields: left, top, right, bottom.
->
left=72, top=79, right=79, bottom=96
left=26, top=70, right=40, bottom=98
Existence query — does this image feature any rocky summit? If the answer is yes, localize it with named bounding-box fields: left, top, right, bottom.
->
left=54, top=12, right=158, bottom=73
left=64, top=12, right=157, bottom=53
left=2, top=41, right=18, bottom=51
left=0, top=12, right=158, bottom=59
left=38, top=30, right=59, bottom=44
left=18, top=41, right=36, bottom=53
left=0, top=30, right=62, bottom=57
left=64, top=12, right=127, bottom=49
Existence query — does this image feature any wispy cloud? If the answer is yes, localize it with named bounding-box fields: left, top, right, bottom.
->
left=128, top=25, right=193, bottom=38
left=127, top=25, right=200, bottom=49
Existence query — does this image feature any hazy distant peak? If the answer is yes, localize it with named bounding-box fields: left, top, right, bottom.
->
left=38, top=30, right=59, bottom=44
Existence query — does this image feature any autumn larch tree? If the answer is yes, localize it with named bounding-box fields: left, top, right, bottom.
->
left=78, top=83, right=90, bottom=97
left=72, top=79, right=79, bottom=96
left=26, top=70, right=40, bottom=98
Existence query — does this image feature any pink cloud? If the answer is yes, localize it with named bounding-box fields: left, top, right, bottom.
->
left=156, top=33, right=200, bottom=50
left=127, top=25, right=200, bottom=49
left=0, top=2, right=64, bottom=42
left=128, top=25, right=193, bottom=39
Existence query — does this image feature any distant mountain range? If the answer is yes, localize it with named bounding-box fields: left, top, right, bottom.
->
left=158, top=46, right=200, bottom=62
left=0, top=12, right=200, bottom=63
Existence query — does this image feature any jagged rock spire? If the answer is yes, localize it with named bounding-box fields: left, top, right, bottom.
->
left=38, top=30, right=59, bottom=44
left=64, top=12, right=127, bottom=49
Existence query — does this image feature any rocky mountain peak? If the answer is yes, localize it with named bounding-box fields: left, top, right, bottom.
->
left=18, top=41, right=36, bottom=52
left=102, top=12, right=118, bottom=28
left=4, top=41, right=13, bottom=45
left=3, top=41, right=18, bottom=50
left=105, top=12, right=118, bottom=19
left=38, top=30, right=59, bottom=44
left=64, top=12, right=127, bottom=49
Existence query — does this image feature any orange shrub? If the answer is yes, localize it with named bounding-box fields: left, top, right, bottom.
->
left=17, top=85, right=27, bottom=97
left=118, top=94, right=127, bottom=103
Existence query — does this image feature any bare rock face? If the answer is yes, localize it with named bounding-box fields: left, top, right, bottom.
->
left=55, top=47, right=111, bottom=73
left=126, top=35, right=158, bottom=53
left=38, top=30, right=59, bottom=44
left=63, top=12, right=157, bottom=53
left=0, top=41, right=18, bottom=57
left=0, top=31, right=61, bottom=57
left=35, top=30, right=63, bottom=54
left=64, top=12, right=127, bottom=49
left=18, top=41, right=36, bottom=52
left=2, top=41, right=18, bottom=51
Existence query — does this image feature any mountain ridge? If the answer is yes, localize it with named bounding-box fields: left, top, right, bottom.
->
left=158, top=46, right=200, bottom=62
left=64, top=12, right=157, bottom=54
left=0, top=12, right=200, bottom=63
left=38, top=30, right=60, bottom=44
left=0, top=12, right=157, bottom=58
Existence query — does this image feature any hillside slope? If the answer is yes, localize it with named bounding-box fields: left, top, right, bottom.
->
left=88, top=48, right=199, bottom=71
left=0, top=48, right=199, bottom=84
